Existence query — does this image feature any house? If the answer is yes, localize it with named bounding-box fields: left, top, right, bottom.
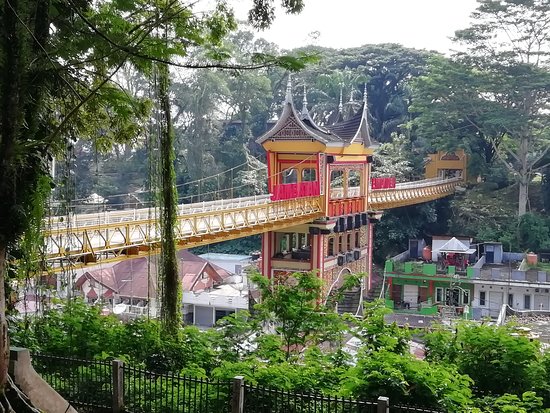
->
left=383, top=237, right=550, bottom=320
left=383, top=236, right=476, bottom=317
left=470, top=247, right=550, bottom=318
left=75, top=250, right=238, bottom=322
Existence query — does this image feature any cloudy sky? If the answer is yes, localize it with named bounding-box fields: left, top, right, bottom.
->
left=235, top=0, right=479, bottom=53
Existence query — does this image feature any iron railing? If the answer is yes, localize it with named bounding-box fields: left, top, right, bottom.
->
left=243, top=384, right=377, bottom=413
left=122, top=365, right=231, bottom=413
left=30, top=353, right=445, bottom=413
left=391, top=405, right=445, bottom=413
left=31, top=353, right=112, bottom=412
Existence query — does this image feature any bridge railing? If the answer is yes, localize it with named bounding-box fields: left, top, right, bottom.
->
left=46, top=194, right=272, bottom=231
left=45, top=177, right=463, bottom=235
left=392, top=176, right=462, bottom=190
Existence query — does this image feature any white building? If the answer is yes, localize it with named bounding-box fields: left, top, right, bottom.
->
left=470, top=247, right=550, bottom=318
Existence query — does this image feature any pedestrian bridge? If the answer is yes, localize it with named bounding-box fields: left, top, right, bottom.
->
left=44, top=176, right=462, bottom=264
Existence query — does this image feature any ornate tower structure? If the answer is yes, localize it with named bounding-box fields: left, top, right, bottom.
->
left=256, top=80, right=378, bottom=299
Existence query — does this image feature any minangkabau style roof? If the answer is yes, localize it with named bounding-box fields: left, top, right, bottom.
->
left=256, top=77, right=378, bottom=148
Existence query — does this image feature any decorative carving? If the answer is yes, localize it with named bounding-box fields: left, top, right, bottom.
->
left=440, top=152, right=460, bottom=161
left=273, top=118, right=312, bottom=140
left=360, top=227, right=368, bottom=246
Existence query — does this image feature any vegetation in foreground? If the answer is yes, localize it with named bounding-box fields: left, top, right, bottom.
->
left=12, top=271, right=550, bottom=412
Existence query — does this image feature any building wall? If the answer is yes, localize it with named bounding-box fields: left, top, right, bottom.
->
left=424, top=150, right=467, bottom=180
left=390, top=276, right=473, bottom=308
left=472, top=283, right=550, bottom=318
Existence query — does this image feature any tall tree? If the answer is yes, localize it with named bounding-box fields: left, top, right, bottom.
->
left=412, top=0, right=550, bottom=216
left=0, top=0, right=310, bottom=400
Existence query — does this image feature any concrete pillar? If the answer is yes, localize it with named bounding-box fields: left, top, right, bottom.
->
left=377, top=396, right=389, bottom=413
left=231, top=376, right=244, bottom=413
left=112, top=360, right=124, bottom=413
left=9, top=347, right=79, bottom=413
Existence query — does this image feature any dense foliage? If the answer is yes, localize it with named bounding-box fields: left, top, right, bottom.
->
left=8, top=270, right=550, bottom=411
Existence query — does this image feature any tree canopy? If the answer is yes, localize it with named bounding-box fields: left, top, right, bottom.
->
left=412, top=0, right=550, bottom=216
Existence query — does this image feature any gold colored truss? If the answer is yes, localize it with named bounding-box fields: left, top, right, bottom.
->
left=44, top=196, right=323, bottom=263
left=368, top=177, right=462, bottom=210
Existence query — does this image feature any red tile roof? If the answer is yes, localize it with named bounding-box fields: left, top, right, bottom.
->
left=76, top=250, right=232, bottom=299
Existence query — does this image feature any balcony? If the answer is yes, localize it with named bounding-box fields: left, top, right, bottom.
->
left=384, top=260, right=474, bottom=279
left=271, top=249, right=312, bottom=271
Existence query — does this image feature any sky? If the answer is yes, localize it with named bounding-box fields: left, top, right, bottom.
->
left=235, top=0, right=479, bottom=53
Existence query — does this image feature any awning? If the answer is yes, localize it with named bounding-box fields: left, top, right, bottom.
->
left=436, top=237, right=476, bottom=254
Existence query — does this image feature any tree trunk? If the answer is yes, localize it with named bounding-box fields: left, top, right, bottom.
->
left=158, top=62, right=181, bottom=333
left=518, top=136, right=530, bottom=216
left=0, top=246, right=8, bottom=393
left=518, top=175, right=529, bottom=217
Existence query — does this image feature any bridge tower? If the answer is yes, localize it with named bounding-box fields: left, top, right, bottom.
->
left=256, top=80, right=379, bottom=298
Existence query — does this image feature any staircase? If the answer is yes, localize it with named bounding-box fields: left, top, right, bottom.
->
left=365, top=272, right=384, bottom=302
left=336, top=286, right=361, bottom=315
left=440, top=306, right=457, bottom=319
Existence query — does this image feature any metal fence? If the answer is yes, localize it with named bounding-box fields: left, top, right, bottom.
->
left=123, top=364, right=231, bottom=413
left=391, top=405, right=445, bottom=413
left=30, top=353, right=445, bottom=413
left=31, top=353, right=112, bottom=413
left=243, top=383, right=378, bottom=413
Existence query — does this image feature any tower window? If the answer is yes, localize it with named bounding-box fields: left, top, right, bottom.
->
left=302, top=168, right=316, bottom=182
left=282, top=168, right=297, bottom=184
left=330, top=170, right=344, bottom=188
left=328, top=238, right=334, bottom=256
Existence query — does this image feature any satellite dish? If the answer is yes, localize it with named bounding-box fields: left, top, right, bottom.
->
left=113, top=304, right=127, bottom=314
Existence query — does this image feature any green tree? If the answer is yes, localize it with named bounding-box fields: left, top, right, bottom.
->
left=424, top=323, right=546, bottom=398
left=0, top=0, right=312, bottom=399
left=251, top=271, right=349, bottom=360
left=413, top=0, right=550, bottom=216
left=343, top=350, right=473, bottom=411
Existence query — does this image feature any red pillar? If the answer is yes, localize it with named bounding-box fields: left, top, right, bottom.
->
left=310, top=233, right=324, bottom=279
left=261, top=232, right=273, bottom=278
left=367, top=220, right=374, bottom=290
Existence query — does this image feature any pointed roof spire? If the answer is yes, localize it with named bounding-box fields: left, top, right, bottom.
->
left=301, top=84, right=309, bottom=116
left=285, top=73, right=293, bottom=103
left=338, top=87, right=343, bottom=114
left=363, top=83, right=368, bottom=104
left=349, top=88, right=354, bottom=102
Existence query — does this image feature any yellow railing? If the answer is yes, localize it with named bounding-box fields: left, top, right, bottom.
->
left=43, top=177, right=463, bottom=264
left=44, top=197, right=323, bottom=262
left=368, top=177, right=462, bottom=210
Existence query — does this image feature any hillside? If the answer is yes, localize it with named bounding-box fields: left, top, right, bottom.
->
left=448, top=182, right=548, bottom=247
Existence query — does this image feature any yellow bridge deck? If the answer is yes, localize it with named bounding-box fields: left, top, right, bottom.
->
left=44, top=177, right=462, bottom=265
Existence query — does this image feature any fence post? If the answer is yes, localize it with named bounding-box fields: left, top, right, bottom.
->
left=112, top=360, right=124, bottom=413
left=377, top=396, right=389, bottom=413
left=231, top=375, right=244, bottom=413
